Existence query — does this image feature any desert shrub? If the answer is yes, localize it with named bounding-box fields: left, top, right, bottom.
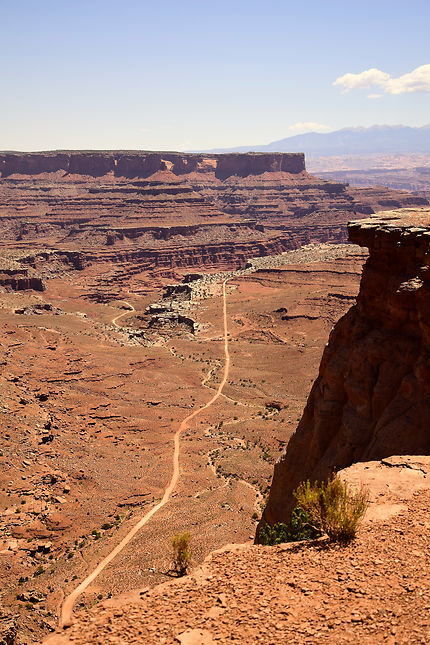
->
left=259, top=522, right=289, bottom=545
left=294, top=475, right=369, bottom=543
left=172, top=532, right=192, bottom=576
left=258, top=507, right=321, bottom=545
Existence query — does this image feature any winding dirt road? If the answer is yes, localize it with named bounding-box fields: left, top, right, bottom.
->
left=111, top=300, right=135, bottom=327
left=61, top=280, right=231, bottom=627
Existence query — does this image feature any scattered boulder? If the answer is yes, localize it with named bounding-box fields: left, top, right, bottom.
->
left=45, top=512, right=71, bottom=531
left=176, top=629, right=214, bottom=645
left=0, top=610, right=18, bottom=645
left=39, top=434, right=54, bottom=445
left=16, top=591, right=46, bottom=604
left=265, top=400, right=283, bottom=411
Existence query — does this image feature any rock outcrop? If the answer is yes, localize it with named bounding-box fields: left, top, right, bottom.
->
left=0, top=255, right=44, bottom=291
left=259, top=207, right=430, bottom=529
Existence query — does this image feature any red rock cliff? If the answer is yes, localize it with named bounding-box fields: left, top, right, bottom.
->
left=0, top=151, right=306, bottom=179
left=259, top=207, right=430, bottom=530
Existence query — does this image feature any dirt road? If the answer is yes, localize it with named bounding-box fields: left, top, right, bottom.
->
left=60, top=280, right=231, bottom=627
left=111, top=301, right=135, bottom=327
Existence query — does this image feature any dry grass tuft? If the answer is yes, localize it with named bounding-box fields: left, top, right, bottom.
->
left=294, top=475, right=369, bottom=543
left=172, top=531, right=192, bottom=576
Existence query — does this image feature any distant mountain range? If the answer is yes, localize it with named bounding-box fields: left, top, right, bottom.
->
left=200, top=125, right=430, bottom=156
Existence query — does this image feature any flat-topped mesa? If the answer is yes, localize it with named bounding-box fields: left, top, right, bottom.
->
left=258, top=207, right=430, bottom=533
left=214, top=153, right=305, bottom=179
left=0, top=151, right=306, bottom=179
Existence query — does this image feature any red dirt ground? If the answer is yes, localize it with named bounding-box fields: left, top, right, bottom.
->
left=0, top=244, right=366, bottom=643
left=45, top=457, right=430, bottom=645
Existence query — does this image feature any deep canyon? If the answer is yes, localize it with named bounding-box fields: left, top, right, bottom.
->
left=0, top=152, right=429, bottom=644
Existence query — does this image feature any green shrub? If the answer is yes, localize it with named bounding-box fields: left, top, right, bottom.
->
left=172, top=532, right=192, bottom=576
left=294, top=475, right=369, bottom=543
left=258, top=522, right=290, bottom=545
left=258, top=507, right=321, bottom=545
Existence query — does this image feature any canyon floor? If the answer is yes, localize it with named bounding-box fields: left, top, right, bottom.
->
left=1, top=242, right=366, bottom=643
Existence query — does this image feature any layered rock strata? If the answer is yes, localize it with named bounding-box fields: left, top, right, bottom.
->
left=0, top=255, right=44, bottom=291
left=259, top=207, right=430, bottom=528
left=0, top=152, right=426, bottom=284
left=0, top=151, right=306, bottom=179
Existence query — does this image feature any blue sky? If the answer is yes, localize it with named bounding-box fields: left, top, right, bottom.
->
left=1, top=0, right=429, bottom=151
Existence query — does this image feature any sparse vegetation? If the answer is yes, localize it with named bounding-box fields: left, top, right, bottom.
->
left=294, top=475, right=369, bottom=543
left=259, top=475, right=369, bottom=546
left=172, top=531, right=192, bottom=576
left=258, top=507, right=321, bottom=545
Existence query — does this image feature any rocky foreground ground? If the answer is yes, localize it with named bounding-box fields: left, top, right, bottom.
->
left=45, top=457, right=430, bottom=645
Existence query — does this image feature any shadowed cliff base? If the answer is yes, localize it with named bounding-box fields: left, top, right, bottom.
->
left=259, top=206, right=430, bottom=531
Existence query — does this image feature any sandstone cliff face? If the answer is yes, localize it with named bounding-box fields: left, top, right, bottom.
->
left=214, top=153, right=305, bottom=178
left=0, top=151, right=305, bottom=179
left=259, top=207, right=430, bottom=528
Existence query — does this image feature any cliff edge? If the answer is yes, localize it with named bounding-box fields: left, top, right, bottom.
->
left=259, top=207, right=430, bottom=528
left=0, top=151, right=305, bottom=179
left=42, top=457, right=430, bottom=644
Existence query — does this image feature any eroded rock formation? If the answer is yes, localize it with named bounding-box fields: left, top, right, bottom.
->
left=0, top=151, right=306, bottom=179
left=0, top=255, right=44, bottom=291
left=0, top=152, right=426, bottom=292
left=259, top=207, right=430, bottom=528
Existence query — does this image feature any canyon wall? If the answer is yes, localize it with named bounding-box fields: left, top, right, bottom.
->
left=0, top=152, right=427, bottom=294
left=0, top=151, right=306, bottom=179
left=259, top=207, right=430, bottom=530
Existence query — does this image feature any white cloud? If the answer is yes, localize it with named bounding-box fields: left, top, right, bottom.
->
left=385, top=64, right=430, bottom=94
left=367, top=93, right=382, bottom=99
left=333, top=68, right=389, bottom=93
left=288, top=122, right=332, bottom=133
left=333, top=64, right=430, bottom=96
